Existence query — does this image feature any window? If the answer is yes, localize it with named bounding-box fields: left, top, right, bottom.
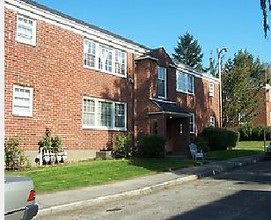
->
left=84, top=40, right=96, bottom=68
left=209, top=82, right=215, bottom=97
left=176, top=71, right=194, bottom=94
left=82, top=97, right=126, bottom=130
left=187, top=75, right=194, bottom=93
left=83, top=39, right=127, bottom=76
left=269, top=112, right=271, bottom=123
left=210, top=116, right=216, bottom=127
left=98, top=45, right=113, bottom=72
left=83, top=99, right=95, bottom=126
left=115, top=103, right=125, bottom=128
left=16, top=15, right=36, bottom=46
left=115, top=50, right=126, bottom=75
left=189, top=113, right=195, bottom=133
left=158, top=67, right=167, bottom=98
left=12, top=85, right=33, bottom=117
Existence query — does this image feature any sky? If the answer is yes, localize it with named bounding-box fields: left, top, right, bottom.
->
left=34, top=0, right=271, bottom=68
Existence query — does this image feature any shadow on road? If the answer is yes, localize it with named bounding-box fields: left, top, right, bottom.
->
left=167, top=190, right=271, bottom=220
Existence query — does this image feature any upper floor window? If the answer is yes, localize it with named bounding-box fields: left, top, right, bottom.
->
left=209, top=82, right=215, bottom=97
left=83, top=39, right=127, bottom=77
left=189, top=113, right=195, bottom=134
left=98, top=45, right=113, bottom=73
left=157, top=67, right=167, bottom=99
left=115, top=50, right=126, bottom=75
left=12, top=85, right=33, bottom=117
left=16, top=15, right=36, bottom=46
left=176, top=71, right=194, bottom=94
left=210, top=116, right=216, bottom=127
left=84, top=40, right=96, bottom=68
left=83, top=97, right=127, bottom=131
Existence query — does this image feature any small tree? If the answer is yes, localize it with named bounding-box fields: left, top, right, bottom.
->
left=112, top=133, right=132, bottom=158
left=4, top=137, right=30, bottom=170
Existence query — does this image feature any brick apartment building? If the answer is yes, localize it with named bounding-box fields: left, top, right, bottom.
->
left=252, top=84, right=271, bottom=127
left=4, top=0, right=220, bottom=162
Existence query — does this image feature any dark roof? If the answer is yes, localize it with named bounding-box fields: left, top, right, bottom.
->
left=148, top=48, right=175, bottom=65
left=18, top=0, right=149, bottom=50
left=150, top=99, right=191, bottom=118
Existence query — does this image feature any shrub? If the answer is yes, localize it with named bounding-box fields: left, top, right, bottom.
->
left=137, top=135, right=168, bottom=158
left=239, top=123, right=253, bottom=141
left=112, top=133, right=132, bottom=158
left=200, top=127, right=239, bottom=151
left=4, top=137, right=30, bottom=170
left=195, top=136, right=210, bottom=152
left=239, top=124, right=271, bottom=141
left=38, top=128, right=62, bottom=153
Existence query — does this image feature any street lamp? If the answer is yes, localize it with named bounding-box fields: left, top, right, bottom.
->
left=217, top=47, right=228, bottom=128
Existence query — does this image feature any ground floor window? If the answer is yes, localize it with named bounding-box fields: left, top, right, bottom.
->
left=189, top=113, right=195, bottom=134
left=12, top=85, right=33, bottom=117
left=83, top=96, right=127, bottom=130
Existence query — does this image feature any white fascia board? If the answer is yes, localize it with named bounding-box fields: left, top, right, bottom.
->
left=5, top=0, right=148, bottom=55
left=176, top=63, right=220, bottom=84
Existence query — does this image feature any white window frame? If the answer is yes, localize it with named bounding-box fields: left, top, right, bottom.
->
left=83, top=39, right=127, bottom=77
left=115, top=49, right=126, bottom=76
left=176, top=71, right=194, bottom=94
left=12, top=85, right=33, bottom=117
left=82, top=97, right=127, bottom=131
left=83, top=39, right=96, bottom=68
left=16, top=15, right=36, bottom=46
left=210, top=116, right=216, bottom=127
left=209, top=82, right=215, bottom=97
left=157, top=67, right=167, bottom=99
left=189, top=113, right=195, bottom=134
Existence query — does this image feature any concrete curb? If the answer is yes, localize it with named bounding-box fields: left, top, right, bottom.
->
left=37, top=154, right=265, bottom=216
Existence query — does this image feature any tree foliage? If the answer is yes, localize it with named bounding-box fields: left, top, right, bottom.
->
left=172, top=32, right=204, bottom=71
left=222, top=50, right=267, bottom=128
left=260, top=0, right=271, bottom=38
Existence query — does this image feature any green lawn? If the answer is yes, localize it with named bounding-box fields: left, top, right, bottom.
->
left=5, top=141, right=265, bottom=194
left=205, top=141, right=264, bottom=161
left=5, top=158, right=197, bottom=194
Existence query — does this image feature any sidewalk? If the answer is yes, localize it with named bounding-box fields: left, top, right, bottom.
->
left=36, top=154, right=265, bottom=216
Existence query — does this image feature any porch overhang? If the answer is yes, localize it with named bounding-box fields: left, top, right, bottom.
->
left=148, top=99, right=191, bottom=118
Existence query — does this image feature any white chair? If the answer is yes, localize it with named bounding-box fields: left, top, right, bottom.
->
left=189, top=143, right=204, bottom=160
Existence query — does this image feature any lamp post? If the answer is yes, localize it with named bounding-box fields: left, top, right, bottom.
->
left=217, top=47, right=228, bottom=128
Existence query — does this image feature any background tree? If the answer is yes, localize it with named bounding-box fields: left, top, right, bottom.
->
left=222, top=50, right=267, bottom=128
left=172, top=32, right=204, bottom=71
left=261, top=0, right=271, bottom=38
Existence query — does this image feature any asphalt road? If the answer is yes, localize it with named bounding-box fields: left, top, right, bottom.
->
left=35, top=160, right=271, bottom=220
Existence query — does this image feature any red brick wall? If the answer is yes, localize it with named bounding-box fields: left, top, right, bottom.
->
left=176, top=76, right=220, bottom=135
left=253, top=88, right=269, bottom=126
left=5, top=9, right=134, bottom=151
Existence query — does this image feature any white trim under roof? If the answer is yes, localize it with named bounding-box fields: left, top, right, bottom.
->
left=177, top=63, right=220, bottom=84
left=5, top=0, right=148, bottom=55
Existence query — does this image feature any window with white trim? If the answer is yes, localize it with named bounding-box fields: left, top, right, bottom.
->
left=82, top=97, right=126, bottom=130
left=98, top=45, right=113, bottom=72
left=157, top=67, right=167, bottom=99
left=209, top=82, right=215, bottom=97
left=176, top=71, right=194, bottom=94
left=16, top=15, right=36, bottom=46
left=210, top=116, right=216, bottom=127
left=115, top=50, right=126, bottom=75
left=12, top=85, right=33, bottom=117
left=84, top=40, right=96, bottom=68
left=189, top=113, right=195, bottom=133
left=83, top=39, right=127, bottom=76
